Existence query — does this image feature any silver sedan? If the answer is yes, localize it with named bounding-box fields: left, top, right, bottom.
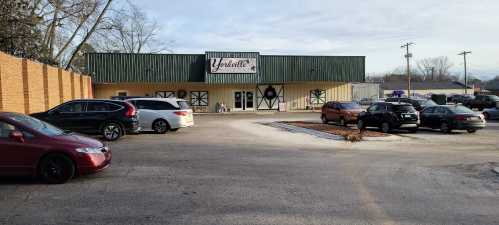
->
left=483, top=106, right=499, bottom=120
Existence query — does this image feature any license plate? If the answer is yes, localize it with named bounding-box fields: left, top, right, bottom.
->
left=467, top=117, right=479, bottom=121
left=404, top=114, right=412, bottom=118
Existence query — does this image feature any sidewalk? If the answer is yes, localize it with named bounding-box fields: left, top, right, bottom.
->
left=193, top=110, right=321, bottom=115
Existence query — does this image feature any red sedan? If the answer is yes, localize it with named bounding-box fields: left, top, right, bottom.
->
left=0, top=112, right=111, bottom=184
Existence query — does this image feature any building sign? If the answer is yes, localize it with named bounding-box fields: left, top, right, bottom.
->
left=210, top=58, right=257, bottom=74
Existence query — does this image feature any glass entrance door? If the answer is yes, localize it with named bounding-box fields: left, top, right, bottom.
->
left=234, top=91, right=254, bottom=111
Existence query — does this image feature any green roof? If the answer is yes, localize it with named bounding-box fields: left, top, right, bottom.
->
left=86, top=52, right=365, bottom=84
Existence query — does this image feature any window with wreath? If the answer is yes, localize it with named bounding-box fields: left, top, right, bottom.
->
left=190, top=91, right=209, bottom=106
left=309, top=89, right=326, bottom=104
left=155, top=91, right=175, bottom=98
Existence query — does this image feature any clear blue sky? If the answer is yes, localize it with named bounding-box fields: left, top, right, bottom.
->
left=133, top=0, right=499, bottom=80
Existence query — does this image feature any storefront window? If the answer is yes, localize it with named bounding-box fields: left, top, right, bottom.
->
left=191, top=91, right=209, bottom=106
left=310, top=89, right=326, bottom=104
left=155, top=91, right=175, bottom=98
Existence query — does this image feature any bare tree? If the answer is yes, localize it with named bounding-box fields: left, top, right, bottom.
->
left=417, top=56, right=454, bottom=81
left=65, top=0, right=113, bottom=69
left=93, top=1, right=173, bottom=53
left=0, top=0, right=116, bottom=71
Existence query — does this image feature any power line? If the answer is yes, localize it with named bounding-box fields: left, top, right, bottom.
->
left=401, top=42, right=414, bottom=97
left=458, top=51, right=472, bottom=94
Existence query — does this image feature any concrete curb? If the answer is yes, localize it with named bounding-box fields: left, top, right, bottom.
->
left=264, top=122, right=344, bottom=141
left=264, top=122, right=404, bottom=142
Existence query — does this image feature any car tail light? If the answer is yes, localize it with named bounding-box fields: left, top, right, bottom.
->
left=124, top=102, right=137, bottom=118
left=454, top=115, right=466, bottom=121
left=174, top=111, right=189, bottom=116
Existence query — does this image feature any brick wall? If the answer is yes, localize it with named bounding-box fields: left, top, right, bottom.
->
left=0, top=52, right=93, bottom=114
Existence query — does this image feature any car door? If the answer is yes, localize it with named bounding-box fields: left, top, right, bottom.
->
left=83, top=101, right=124, bottom=133
left=0, top=120, right=42, bottom=176
left=492, top=108, right=499, bottom=119
left=326, top=102, right=339, bottom=121
left=432, top=107, right=447, bottom=128
left=475, top=96, right=484, bottom=108
left=373, top=103, right=387, bottom=127
left=420, top=107, right=435, bottom=127
left=46, top=101, right=86, bottom=131
left=363, top=104, right=380, bottom=127
left=154, top=100, right=178, bottom=121
left=133, top=100, right=158, bottom=131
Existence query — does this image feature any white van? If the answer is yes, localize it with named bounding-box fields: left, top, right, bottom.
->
left=126, top=98, right=194, bottom=133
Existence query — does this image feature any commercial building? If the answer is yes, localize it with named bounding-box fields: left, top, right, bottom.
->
left=87, top=52, right=365, bottom=112
left=381, top=81, right=474, bottom=98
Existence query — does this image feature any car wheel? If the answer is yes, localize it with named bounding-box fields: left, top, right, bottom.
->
left=321, top=114, right=328, bottom=124
left=170, top=128, right=179, bottom=132
left=380, top=122, right=391, bottom=133
left=38, top=154, right=75, bottom=184
left=440, top=123, right=451, bottom=133
left=467, top=129, right=477, bottom=133
left=152, top=119, right=170, bottom=134
left=102, top=122, right=123, bottom=141
left=338, top=118, right=346, bottom=127
left=357, top=119, right=365, bottom=129
left=483, top=112, right=490, bottom=120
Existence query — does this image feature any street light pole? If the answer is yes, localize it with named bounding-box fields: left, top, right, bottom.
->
left=401, top=43, right=414, bottom=97
left=425, top=66, right=435, bottom=81
left=458, top=51, right=472, bottom=94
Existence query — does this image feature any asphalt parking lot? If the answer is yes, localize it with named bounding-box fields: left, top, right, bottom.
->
left=1, top=112, right=499, bottom=225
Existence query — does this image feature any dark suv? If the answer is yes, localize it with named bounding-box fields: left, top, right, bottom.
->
left=357, top=102, right=420, bottom=133
left=31, top=100, right=140, bottom=141
left=385, top=97, right=437, bottom=111
left=464, top=95, right=499, bottom=110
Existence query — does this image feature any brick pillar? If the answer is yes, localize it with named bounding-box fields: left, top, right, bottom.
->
left=58, top=69, right=63, bottom=104
left=22, top=59, right=30, bottom=114
left=43, top=65, right=49, bottom=111
left=80, top=75, right=84, bottom=99
left=88, top=77, right=93, bottom=98
left=70, top=72, right=75, bottom=99
left=0, top=61, right=3, bottom=111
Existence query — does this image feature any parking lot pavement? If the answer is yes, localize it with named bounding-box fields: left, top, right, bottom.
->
left=1, top=112, right=499, bottom=225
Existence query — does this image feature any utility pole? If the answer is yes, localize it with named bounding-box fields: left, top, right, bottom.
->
left=458, top=51, right=472, bottom=94
left=425, top=67, right=435, bottom=81
left=401, top=42, right=414, bottom=97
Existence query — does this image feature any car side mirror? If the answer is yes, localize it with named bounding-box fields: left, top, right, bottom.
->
left=9, top=130, right=24, bottom=143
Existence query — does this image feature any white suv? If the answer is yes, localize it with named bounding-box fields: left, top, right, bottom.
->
left=126, top=98, right=194, bottom=133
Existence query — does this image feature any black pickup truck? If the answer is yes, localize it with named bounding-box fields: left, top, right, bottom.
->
left=464, top=95, right=499, bottom=110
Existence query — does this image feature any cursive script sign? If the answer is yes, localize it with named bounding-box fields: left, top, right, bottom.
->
left=210, top=58, right=257, bottom=74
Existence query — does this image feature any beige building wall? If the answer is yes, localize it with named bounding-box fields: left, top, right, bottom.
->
left=94, top=82, right=352, bottom=112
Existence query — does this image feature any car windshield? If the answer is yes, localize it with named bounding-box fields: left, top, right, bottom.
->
left=10, top=114, right=64, bottom=136
left=340, top=103, right=361, bottom=110
left=393, top=105, right=416, bottom=112
left=449, top=106, right=475, bottom=114
left=177, top=101, right=190, bottom=109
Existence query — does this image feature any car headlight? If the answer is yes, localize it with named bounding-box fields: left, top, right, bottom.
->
left=76, top=147, right=103, bottom=154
